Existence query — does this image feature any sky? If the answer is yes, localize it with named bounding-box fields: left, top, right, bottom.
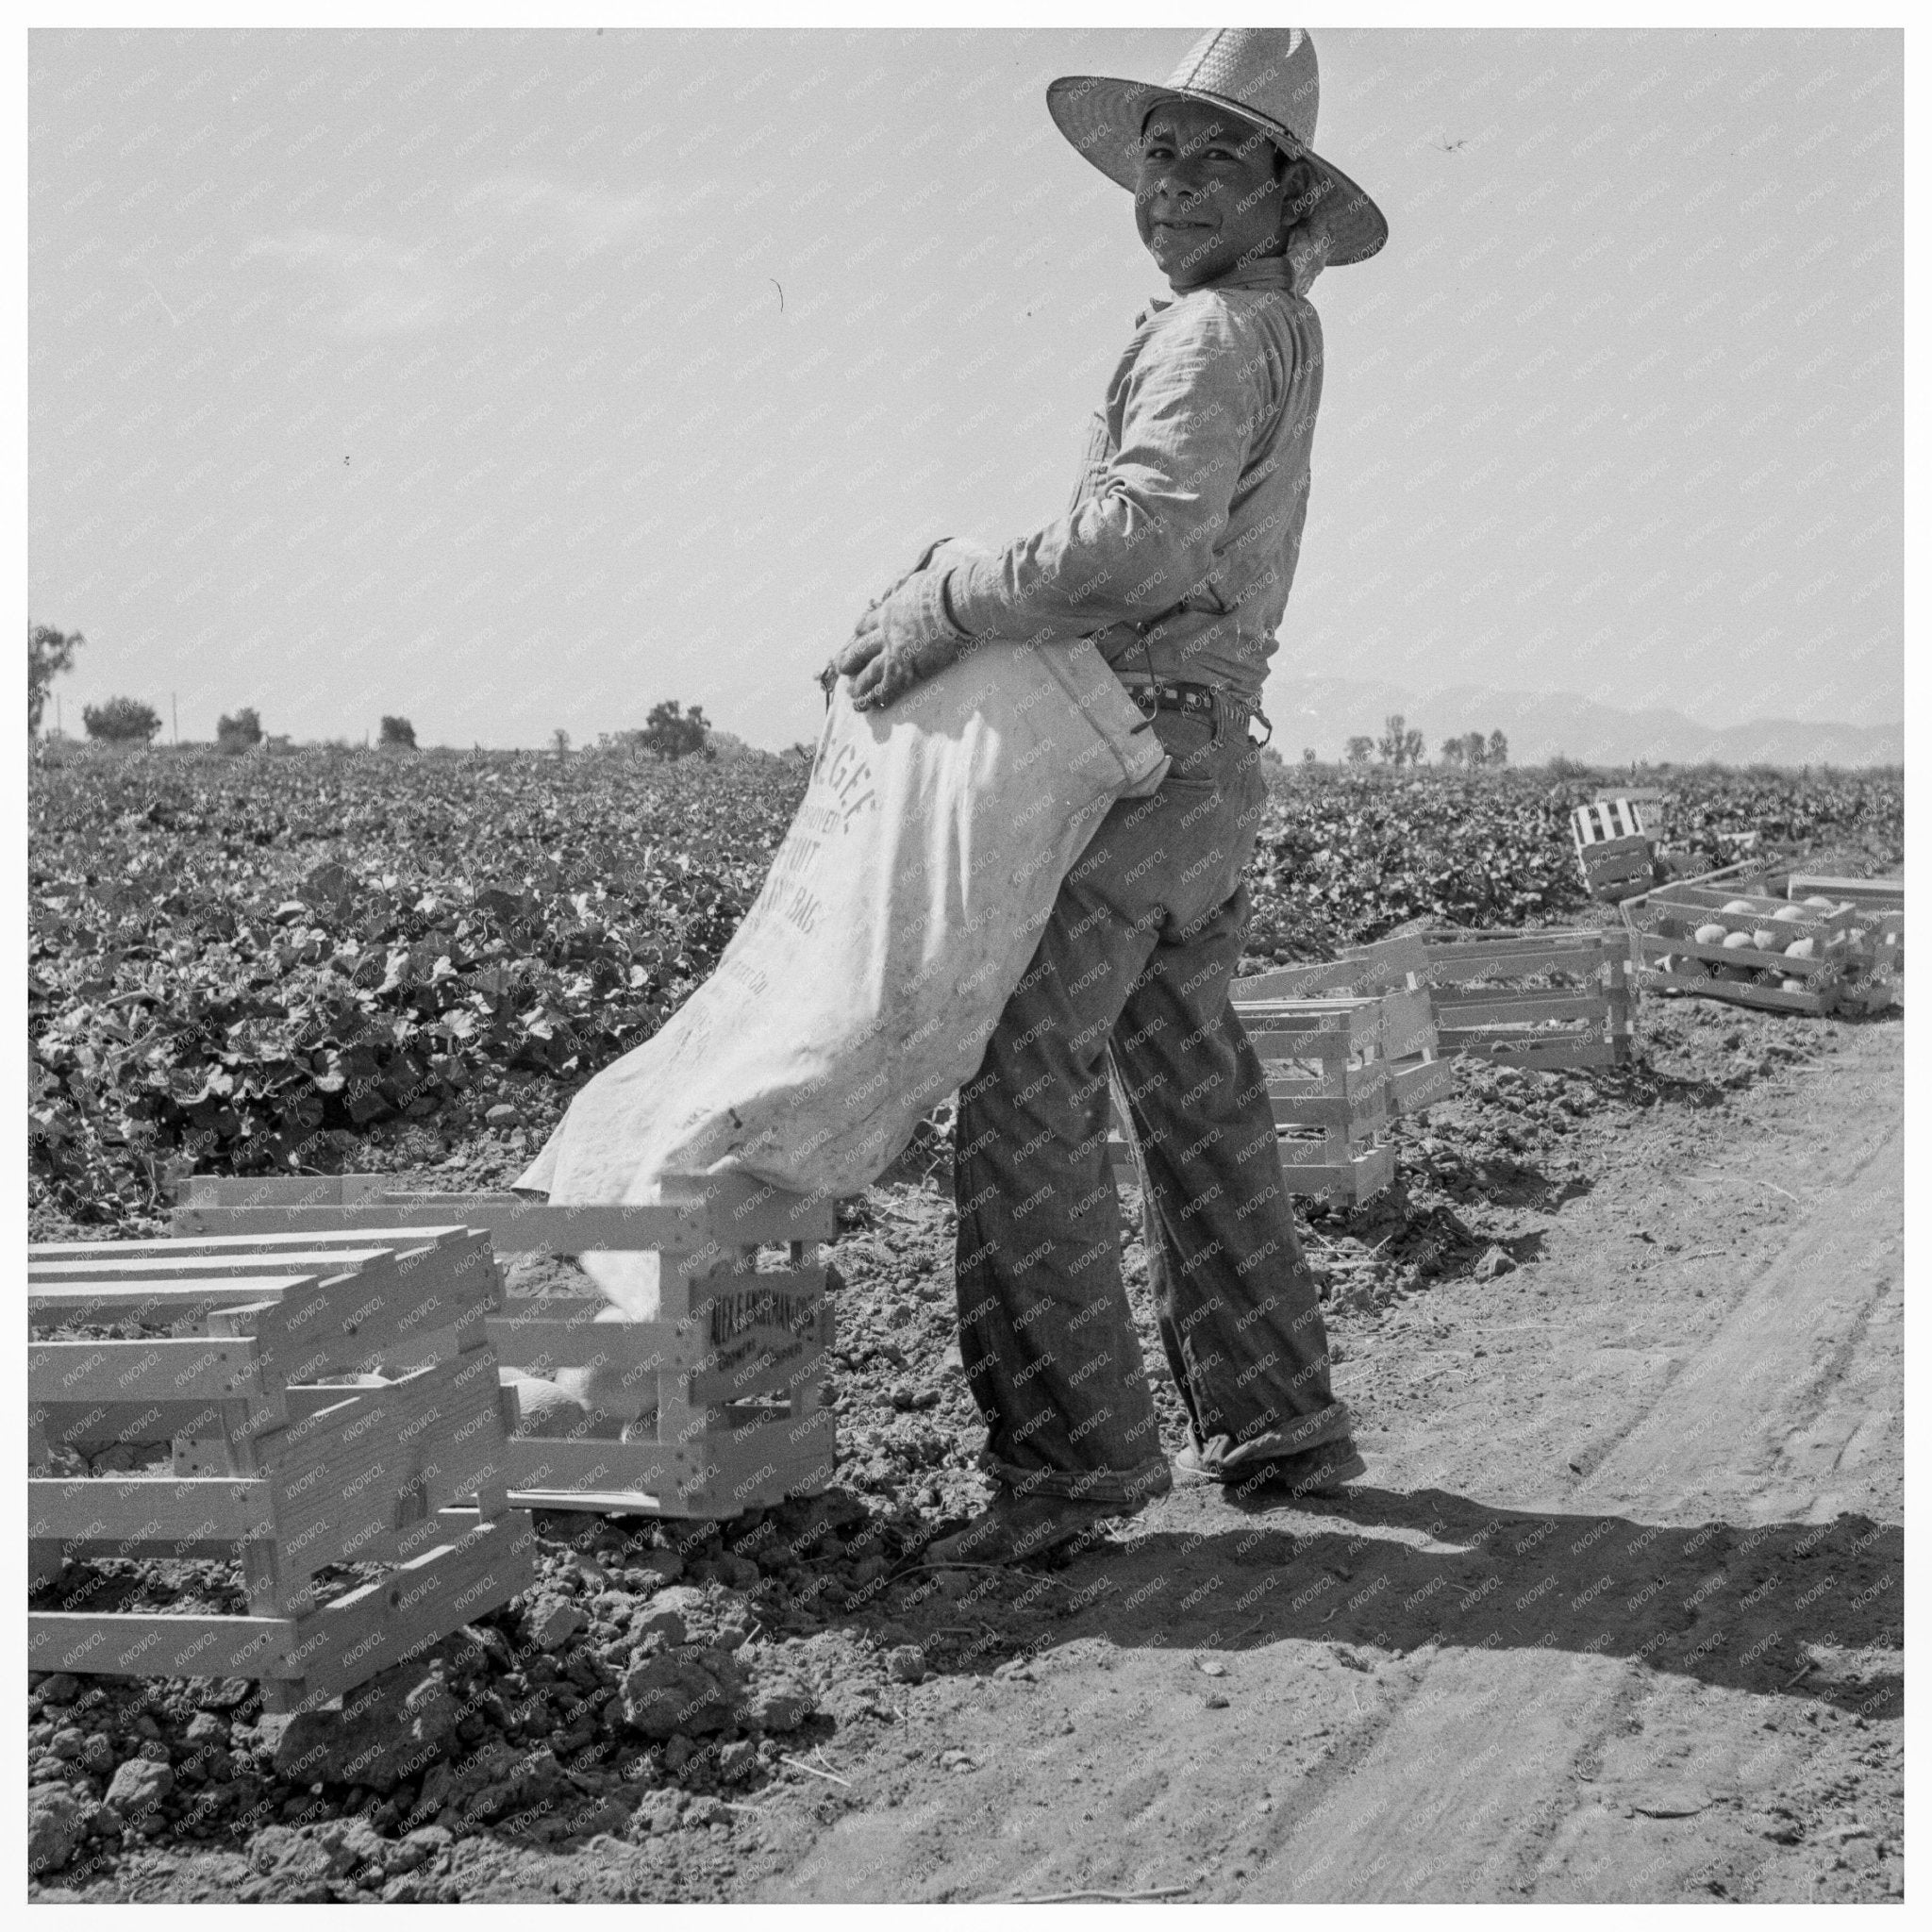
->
left=28, top=25, right=1903, bottom=750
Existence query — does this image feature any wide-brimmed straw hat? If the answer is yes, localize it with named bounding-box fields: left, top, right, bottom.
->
left=1046, top=27, right=1389, bottom=269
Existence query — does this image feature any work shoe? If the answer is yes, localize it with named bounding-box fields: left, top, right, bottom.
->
left=924, top=1491, right=1141, bottom=1567
left=1172, top=1436, right=1367, bottom=1501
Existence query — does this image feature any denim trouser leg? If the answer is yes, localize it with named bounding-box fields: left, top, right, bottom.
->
left=953, top=706, right=1352, bottom=1506
left=1112, top=883, right=1353, bottom=1473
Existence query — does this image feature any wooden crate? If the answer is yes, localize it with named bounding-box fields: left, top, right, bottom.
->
left=1573, top=801, right=1658, bottom=904
left=170, top=1171, right=838, bottom=1523
left=1421, top=929, right=1635, bottom=1070
left=1787, top=874, right=1904, bottom=913
left=1579, top=832, right=1657, bottom=903
left=28, top=1225, right=533, bottom=1712
left=1234, top=935, right=1457, bottom=1115
left=1109, top=995, right=1396, bottom=1205
left=1789, top=875, right=1904, bottom=1008
left=1624, top=883, right=1865, bottom=1017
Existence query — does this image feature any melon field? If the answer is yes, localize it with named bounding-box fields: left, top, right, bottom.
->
left=25, top=741, right=1901, bottom=1234
left=26, top=741, right=1905, bottom=1905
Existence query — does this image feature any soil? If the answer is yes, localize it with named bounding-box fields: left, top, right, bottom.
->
left=30, top=991, right=1903, bottom=1904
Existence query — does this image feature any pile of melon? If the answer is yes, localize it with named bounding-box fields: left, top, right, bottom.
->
left=1657, top=895, right=1858, bottom=992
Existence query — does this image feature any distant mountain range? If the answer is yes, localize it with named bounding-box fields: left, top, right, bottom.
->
left=1265, top=674, right=1904, bottom=770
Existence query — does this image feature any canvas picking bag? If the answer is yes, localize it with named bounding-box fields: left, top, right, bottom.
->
left=515, top=613, right=1169, bottom=1320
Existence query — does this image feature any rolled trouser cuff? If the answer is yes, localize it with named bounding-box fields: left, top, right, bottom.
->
left=978, top=1447, right=1174, bottom=1510
left=1191, top=1400, right=1355, bottom=1474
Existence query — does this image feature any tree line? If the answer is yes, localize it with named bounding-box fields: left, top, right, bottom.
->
left=30, top=625, right=721, bottom=761
left=1334, top=714, right=1509, bottom=770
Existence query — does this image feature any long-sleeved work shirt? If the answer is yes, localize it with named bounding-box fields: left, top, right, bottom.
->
left=941, top=252, right=1324, bottom=703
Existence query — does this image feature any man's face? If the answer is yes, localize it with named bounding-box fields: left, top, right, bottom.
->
left=1134, top=97, right=1292, bottom=290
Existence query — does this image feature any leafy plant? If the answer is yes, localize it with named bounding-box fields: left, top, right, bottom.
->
left=82, top=696, right=161, bottom=743
left=29, top=624, right=83, bottom=735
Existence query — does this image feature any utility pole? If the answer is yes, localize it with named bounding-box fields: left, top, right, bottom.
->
left=55, top=695, right=61, bottom=738
left=172, top=692, right=178, bottom=747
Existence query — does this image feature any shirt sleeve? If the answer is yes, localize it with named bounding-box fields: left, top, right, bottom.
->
left=943, top=298, right=1274, bottom=645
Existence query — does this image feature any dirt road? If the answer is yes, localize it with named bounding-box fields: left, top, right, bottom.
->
left=45, top=1000, right=1903, bottom=1906
left=755, top=1006, right=1904, bottom=1905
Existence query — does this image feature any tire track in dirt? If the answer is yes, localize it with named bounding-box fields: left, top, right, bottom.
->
left=1242, top=1021, right=1903, bottom=1901
left=1573, top=1115, right=1901, bottom=1526
left=763, top=1020, right=1903, bottom=1904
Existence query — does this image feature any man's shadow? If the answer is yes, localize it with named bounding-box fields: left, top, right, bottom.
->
left=1007, top=1485, right=1903, bottom=1719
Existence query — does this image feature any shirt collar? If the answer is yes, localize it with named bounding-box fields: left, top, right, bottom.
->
left=1136, top=251, right=1296, bottom=325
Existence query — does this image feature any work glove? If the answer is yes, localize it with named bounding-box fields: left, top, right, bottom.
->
left=822, top=536, right=975, bottom=713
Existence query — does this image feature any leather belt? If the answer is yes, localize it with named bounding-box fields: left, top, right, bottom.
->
left=1117, top=675, right=1272, bottom=745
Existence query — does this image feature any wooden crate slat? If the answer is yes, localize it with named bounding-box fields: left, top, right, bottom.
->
left=1439, top=1034, right=1618, bottom=1070
left=1579, top=833, right=1652, bottom=862
left=1786, top=874, right=1904, bottom=909
left=28, top=1336, right=263, bottom=1405
left=1431, top=991, right=1610, bottom=1027
left=701, top=1408, right=840, bottom=1514
left=173, top=1200, right=708, bottom=1250
left=503, top=1435, right=708, bottom=1505
left=282, top=1509, right=536, bottom=1705
left=35, top=1226, right=477, bottom=1260
left=30, top=1476, right=275, bottom=1543
left=1276, top=1145, right=1397, bottom=1204
left=1231, top=959, right=1380, bottom=1000
left=1335, top=933, right=1432, bottom=980
left=1424, top=943, right=1608, bottom=985
left=688, top=1271, right=831, bottom=1409
left=1641, top=969, right=1837, bottom=1015
left=27, top=1273, right=314, bottom=1324
left=1391, top=1056, right=1459, bottom=1112
left=28, top=1245, right=407, bottom=1283
left=1271, top=1089, right=1386, bottom=1129
left=1265, top=1063, right=1384, bottom=1097
left=30, top=1607, right=296, bottom=1680
left=691, top=1342, right=826, bottom=1409
left=1246, top=1027, right=1367, bottom=1059
left=176, top=1171, right=838, bottom=1247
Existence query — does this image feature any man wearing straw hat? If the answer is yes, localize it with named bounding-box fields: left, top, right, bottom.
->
left=828, top=29, right=1390, bottom=1564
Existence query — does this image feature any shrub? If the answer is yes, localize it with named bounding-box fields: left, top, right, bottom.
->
left=216, top=707, right=262, bottom=754
left=640, top=699, right=712, bottom=762
left=379, top=715, right=417, bottom=749
left=81, top=696, right=160, bottom=743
